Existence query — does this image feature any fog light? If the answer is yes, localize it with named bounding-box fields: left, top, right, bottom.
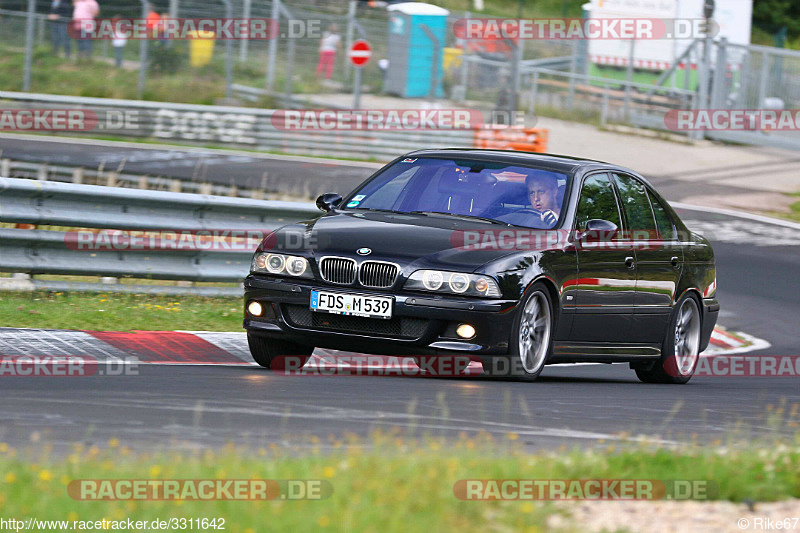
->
left=247, top=301, right=264, bottom=317
left=456, top=323, right=476, bottom=339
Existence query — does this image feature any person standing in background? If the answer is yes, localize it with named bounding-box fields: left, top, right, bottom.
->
left=72, top=0, right=100, bottom=60
left=316, top=23, right=341, bottom=80
left=48, top=0, right=72, bottom=58
left=111, top=14, right=127, bottom=67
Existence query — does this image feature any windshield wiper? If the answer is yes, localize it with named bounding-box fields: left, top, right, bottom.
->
left=409, top=211, right=508, bottom=225
left=348, top=207, right=409, bottom=214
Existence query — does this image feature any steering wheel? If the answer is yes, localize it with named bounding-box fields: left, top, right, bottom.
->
left=505, top=207, right=558, bottom=228
left=509, top=207, right=542, bottom=216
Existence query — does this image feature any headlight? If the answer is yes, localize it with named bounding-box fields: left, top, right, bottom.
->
left=404, top=270, right=501, bottom=298
left=251, top=252, right=312, bottom=278
left=448, top=273, right=469, bottom=293
left=422, top=270, right=443, bottom=290
left=286, top=256, right=308, bottom=276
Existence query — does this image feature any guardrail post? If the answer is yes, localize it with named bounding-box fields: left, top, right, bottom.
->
left=37, top=165, right=48, bottom=181
left=138, top=175, right=149, bottom=189
left=530, top=71, right=539, bottom=112
left=1, top=159, right=10, bottom=177
left=601, top=83, right=609, bottom=126
left=72, top=167, right=83, bottom=184
left=170, top=179, right=181, bottom=192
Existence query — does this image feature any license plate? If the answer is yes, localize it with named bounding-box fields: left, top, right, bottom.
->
left=310, top=290, right=393, bottom=319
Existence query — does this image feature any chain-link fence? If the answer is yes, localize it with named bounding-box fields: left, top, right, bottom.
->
left=3, top=0, right=576, bottom=110
left=5, top=1, right=800, bottom=150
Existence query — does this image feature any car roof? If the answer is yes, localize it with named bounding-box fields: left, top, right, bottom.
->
left=404, top=148, right=635, bottom=176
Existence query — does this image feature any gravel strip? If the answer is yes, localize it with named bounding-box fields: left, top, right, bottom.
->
left=547, top=499, right=800, bottom=532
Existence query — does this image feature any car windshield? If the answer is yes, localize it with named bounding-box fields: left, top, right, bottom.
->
left=342, top=157, right=571, bottom=229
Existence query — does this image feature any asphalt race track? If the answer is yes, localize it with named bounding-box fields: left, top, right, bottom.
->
left=0, top=135, right=378, bottom=198
left=1, top=139, right=799, bottom=453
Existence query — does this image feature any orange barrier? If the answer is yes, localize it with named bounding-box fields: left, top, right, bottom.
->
left=473, top=127, right=548, bottom=153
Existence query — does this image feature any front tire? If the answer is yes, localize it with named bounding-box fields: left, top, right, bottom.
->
left=483, top=283, right=554, bottom=381
left=635, top=294, right=702, bottom=384
left=247, top=333, right=313, bottom=370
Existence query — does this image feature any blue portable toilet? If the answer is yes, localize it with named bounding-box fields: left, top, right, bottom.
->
left=384, top=2, right=449, bottom=98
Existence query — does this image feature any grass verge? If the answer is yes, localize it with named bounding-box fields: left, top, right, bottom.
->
left=1, top=432, right=799, bottom=532
left=786, top=193, right=800, bottom=222
left=0, top=291, right=242, bottom=331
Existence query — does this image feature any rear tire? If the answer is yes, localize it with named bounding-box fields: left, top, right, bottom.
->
left=247, top=333, right=313, bottom=370
left=634, top=294, right=701, bottom=384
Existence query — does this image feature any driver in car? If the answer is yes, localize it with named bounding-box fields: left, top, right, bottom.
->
left=526, top=173, right=561, bottom=227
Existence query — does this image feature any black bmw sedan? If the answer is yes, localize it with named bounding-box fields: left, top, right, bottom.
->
left=243, top=149, right=719, bottom=383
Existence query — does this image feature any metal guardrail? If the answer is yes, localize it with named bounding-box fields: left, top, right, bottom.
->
left=2, top=159, right=249, bottom=198
left=0, top=177, right=320, bottom=284
left=0, top=91, right=477, bottom=161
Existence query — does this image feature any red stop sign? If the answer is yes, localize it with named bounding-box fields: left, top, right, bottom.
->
left=348, top=40, right=372, bottom=67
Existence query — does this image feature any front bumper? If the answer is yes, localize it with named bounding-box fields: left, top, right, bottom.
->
left=243, top=274, right=519, bottom=356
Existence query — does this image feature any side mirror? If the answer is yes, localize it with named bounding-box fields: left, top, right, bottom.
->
left=316, top=193, right=342, bottom=212
left=584, top=219, right=618, bottom=232
left=566, top=219, right=619, bottom=251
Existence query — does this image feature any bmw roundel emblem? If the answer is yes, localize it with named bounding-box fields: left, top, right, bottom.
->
left=357, top=247, right=372, bottom=256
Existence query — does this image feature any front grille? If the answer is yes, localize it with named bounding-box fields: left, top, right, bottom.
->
left=358, top=261, right=399, bottom=288
left=319, top=257, right=357, bottom=285
left=282, top=304, right=428, bottom=339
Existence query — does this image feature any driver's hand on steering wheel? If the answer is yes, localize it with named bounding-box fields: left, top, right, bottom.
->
left=539, top=209, right=558, bottom=227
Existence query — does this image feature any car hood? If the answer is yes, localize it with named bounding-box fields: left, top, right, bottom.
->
left=261, top=211, right=530, bottom=272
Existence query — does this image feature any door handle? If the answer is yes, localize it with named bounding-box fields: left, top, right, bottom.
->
left=671, top=256, right=680, bottom=268
left=624, top=256, right=635, bottom=269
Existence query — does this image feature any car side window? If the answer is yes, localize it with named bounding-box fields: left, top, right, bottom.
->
left=575, top=173, right=623, bottom=232
left=647, top=190, right=676, bottom=241
left=612, top=173, right=656, bottom=239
